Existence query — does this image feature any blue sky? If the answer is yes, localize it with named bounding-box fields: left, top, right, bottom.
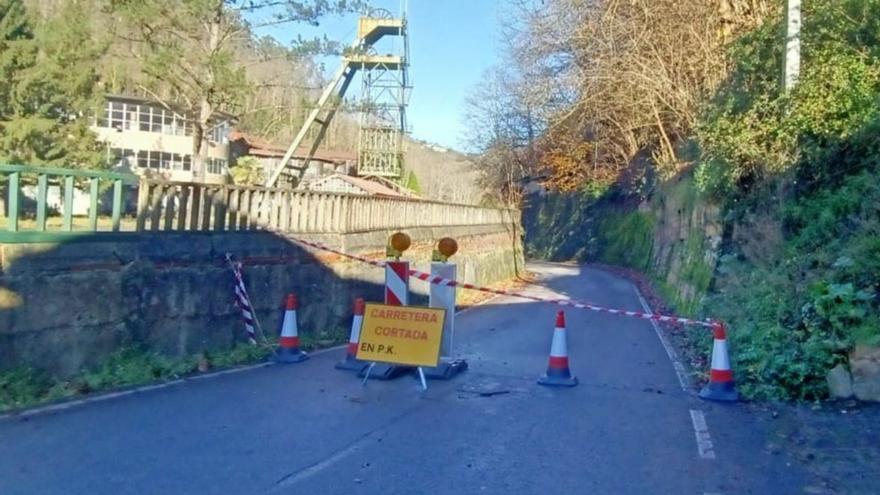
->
left=255, top=0, right=504, bottom=151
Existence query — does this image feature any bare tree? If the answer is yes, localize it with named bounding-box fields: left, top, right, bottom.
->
left=462, top=66, right=540, bottom=206
left=106, top=0, right=365, bottom=178
left=469, top=0, right=775, bottom=193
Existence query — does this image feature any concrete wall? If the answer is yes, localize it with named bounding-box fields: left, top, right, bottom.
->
left=0, top=224, right=523, bottom=376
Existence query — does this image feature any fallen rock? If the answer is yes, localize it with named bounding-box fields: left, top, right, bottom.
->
left=851, top=345, right=880, bottom=402
left=826, top=363, right=854, bottom=400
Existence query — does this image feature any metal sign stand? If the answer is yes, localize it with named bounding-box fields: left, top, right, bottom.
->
left=361, top=362, right=427, bottom=391
left=361, top=362, right=376, bottom=385
left=417, top=367, right=428, bottom=391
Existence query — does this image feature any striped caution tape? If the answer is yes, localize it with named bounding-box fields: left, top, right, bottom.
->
left=291, top=237, right=717, bottom=329
left=294, top=237, right=386, bottom=268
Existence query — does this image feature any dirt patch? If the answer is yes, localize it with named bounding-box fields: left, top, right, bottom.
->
left=757, top=400, right=880, bottom=494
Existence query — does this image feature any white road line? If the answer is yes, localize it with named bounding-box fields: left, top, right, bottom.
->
left=689, top=409, right=716, bottom=460
left=632, top=284, right=690, bottom=392
left=272, top=435, right=367, bottom=488
left=270, top=403, right=426, bottom=490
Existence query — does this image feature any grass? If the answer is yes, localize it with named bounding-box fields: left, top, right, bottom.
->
left=0, top=269, right=533, bottom=413
left=0, top=326, right=351, bottom=413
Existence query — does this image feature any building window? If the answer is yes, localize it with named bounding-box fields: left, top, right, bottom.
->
left=137, top=150, right=149, bottom=168
left=208, top=121, right=229, bottom=144
left=109, top=101, right=124, bottom=130
left=132, top=150, right=196, bottom=172
left=158, top=152, right=171, bottom=170
left=150, top=108, right=162, bottom=133
left=207, top=158, right=226, bottom=175
left=138, top=105, right=151, bottom=132
left=110, top=148, right=135, bottom=167
left=96, top=101, right=138, bottom=131
left=97, top=99, right=209, bottom=140
left=148, top=151, right=160, bottom=170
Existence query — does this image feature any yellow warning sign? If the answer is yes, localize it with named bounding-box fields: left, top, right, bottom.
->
left=356, top=303, right=446, bottom=367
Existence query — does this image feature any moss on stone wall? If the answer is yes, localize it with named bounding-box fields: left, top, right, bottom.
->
left=524, top=173, right=720, bottom=319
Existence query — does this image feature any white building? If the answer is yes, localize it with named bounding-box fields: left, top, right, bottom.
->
left=91, top=95, right=232, bottom=185
left=306, top=173, right=411, bottom=198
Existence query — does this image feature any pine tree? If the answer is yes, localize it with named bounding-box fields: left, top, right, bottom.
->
left=107, top=0, right=364, bottom=180
left=0, top=0, right=105, bottom=168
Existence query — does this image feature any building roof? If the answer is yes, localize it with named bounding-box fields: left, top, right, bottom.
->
left=308, top=173, right=411, bottom=198
left=230, top=131, right=357, bottom=163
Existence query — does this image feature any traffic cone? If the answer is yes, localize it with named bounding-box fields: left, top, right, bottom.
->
left=335, top=298, right=368, bottom=372
left=538, top=311, right=578, bottom=387
left=699, top=322, right=738, bottom=402
left=275, top=294, right=308, bottom=364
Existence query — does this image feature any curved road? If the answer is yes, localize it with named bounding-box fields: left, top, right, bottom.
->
left=0, top=263, right=805, bottom=494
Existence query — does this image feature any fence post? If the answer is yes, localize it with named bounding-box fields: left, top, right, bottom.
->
left=247, top=189, right=259, bottom=230
left=7, top=171, right=20, bottom=232
left=111, top=179, right=123, bottom=232
left=63, top=175, right=74, bottom=232
left=149, top=184, right=164, bottom=232
left=228, top=188, right=240, bottom=231
left=164, top=186, right=177, bottom=231
left=36, top=174, right=48, bottom=232
left=214, top=187, right=227, bottom=231
left=340, top=196, right=351, bottom=233
left=177, top=184, right=189, bottom=231
left=189, top=185, right=202, bottom=231
left=201, top=187, right=214, bottom=231
left=136, top=180, right=150, bottom=232
left=88, top=178, right=99, bottom=231
left=280, top=190, right=291, bottom=232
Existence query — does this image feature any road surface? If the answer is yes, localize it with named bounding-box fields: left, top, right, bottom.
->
left=0, top=263, right=806, bottom=494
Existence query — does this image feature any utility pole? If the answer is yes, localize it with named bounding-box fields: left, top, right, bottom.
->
left=783, top=0, right=801, bottom=91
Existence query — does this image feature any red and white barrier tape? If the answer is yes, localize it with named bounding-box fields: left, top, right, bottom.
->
left=291, top=237, right=717, bottom=329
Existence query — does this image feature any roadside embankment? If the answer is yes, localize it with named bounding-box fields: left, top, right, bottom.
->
left=0, top=224, right=524, bottom=378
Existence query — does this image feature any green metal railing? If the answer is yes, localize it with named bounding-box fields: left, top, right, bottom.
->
left=1, top=164, right=138, bottom=236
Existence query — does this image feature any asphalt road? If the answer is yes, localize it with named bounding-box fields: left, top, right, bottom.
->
left=0, top=263, right=807, bottom=494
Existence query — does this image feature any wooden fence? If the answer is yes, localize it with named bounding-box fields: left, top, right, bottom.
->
left=135, top=179, right=516, bottom=233
left=1, top=164, right=516, bottom=240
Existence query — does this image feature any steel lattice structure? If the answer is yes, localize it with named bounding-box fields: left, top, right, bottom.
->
left=265, top=7, right=410, bottom=187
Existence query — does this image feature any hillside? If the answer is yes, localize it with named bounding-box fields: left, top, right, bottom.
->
left=405, top=139, right=482, bottom=204
left=485, top=0, right=880, bottom=401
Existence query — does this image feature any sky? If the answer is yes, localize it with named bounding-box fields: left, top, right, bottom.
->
left=256, top=0, right=505, bottom=151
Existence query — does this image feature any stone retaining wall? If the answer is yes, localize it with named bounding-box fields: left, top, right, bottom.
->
left=0, top=224, right=524, bottom=376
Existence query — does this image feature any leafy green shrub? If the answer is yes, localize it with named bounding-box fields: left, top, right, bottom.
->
left=0, top=368, right=54, bottom=411
left=689, top=0, right=880, bottom=400
left=230, top=156, right=265, bottom=186
left=696, top=0, right=880, bottom=196
left=708, top=162, right=880, bottom=400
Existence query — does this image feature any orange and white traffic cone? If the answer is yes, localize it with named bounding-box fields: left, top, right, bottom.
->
left=699, top=322, right=738, bottom=402
left=275, top=294, right=308, bottom=364
left=538, top=310, right=578, bottom=387
left=335, top=298, right=368, bottom=372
